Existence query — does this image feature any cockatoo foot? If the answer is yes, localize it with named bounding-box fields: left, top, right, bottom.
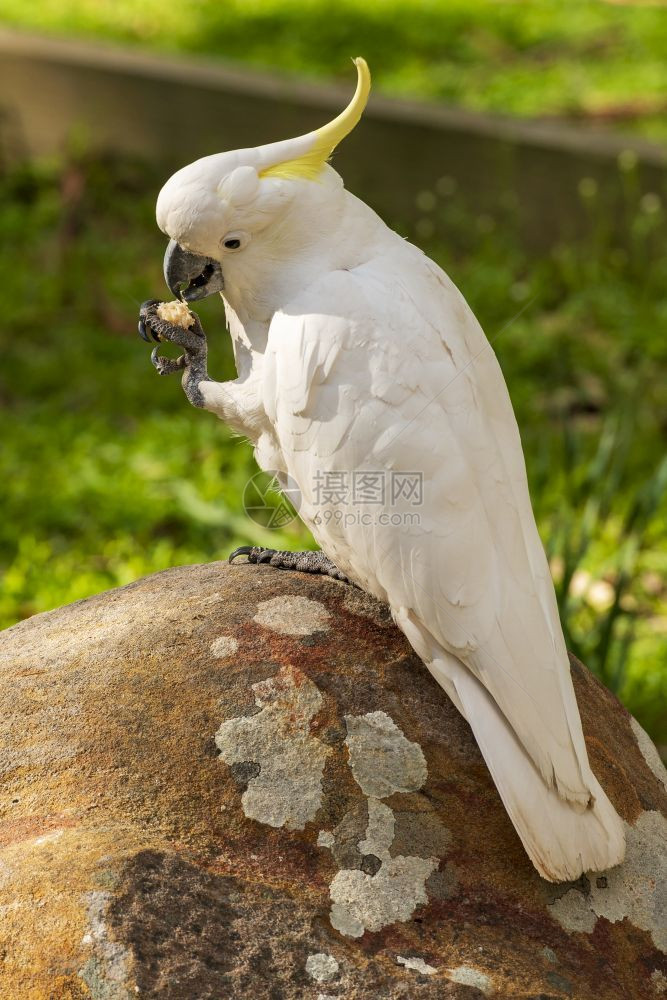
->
left=149, top=347, right=185, bottom=376
left=228, top=546, right=349, bottom=582
left=138, top=299, right=209, bottom=408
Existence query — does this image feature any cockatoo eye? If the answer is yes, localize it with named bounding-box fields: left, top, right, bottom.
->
left=222, top=232, right=247, bottom=252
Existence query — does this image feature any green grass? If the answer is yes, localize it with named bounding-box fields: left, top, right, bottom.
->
left=1, top=0, right=666, bottom=141
left=0, top=152, right=665, bottom=746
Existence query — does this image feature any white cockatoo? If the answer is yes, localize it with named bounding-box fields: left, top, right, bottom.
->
left=139, top=59, right=625, bottom=882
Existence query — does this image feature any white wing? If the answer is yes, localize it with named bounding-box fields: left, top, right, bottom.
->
left=262, top=241, right=624, bottom=879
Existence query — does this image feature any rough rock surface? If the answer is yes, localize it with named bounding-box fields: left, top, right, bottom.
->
left=0, top=561, right=665, bottom=999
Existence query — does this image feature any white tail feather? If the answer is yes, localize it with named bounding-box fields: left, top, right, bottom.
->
left=431, top=658, right=626, bottom=881
left=394, top=607, right=625, bottom=881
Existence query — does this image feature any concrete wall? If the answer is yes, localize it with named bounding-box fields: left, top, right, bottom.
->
left=1, top=29, right=665, bottom=245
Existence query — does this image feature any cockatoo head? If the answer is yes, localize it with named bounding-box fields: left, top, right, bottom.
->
left=156, top=58, right=370, bottom=303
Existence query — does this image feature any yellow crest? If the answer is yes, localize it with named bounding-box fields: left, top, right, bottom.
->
left=260, top=58, right=371, bottom=182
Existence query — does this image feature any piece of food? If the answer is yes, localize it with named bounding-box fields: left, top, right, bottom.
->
left=157, top=299, right=195, bottom=329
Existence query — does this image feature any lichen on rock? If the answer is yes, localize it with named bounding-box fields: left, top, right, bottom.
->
left=326, top=713, right=445, bottom=937
left=549, top=809, right=667, bottom=951
left=78, top=890, right=133, bottom=1000
left=215, top=664, right=331, bottom=830
left=305, top=952, right=339, bottom=983
left=329, top=854, right=438, bottom=937
left=209, top=634, right=238, bottom=658
left=447, top=965, right=494, bottom=994
left=344, top=710, right=428, bottom=798
left=358, top=798, right=395, bottom=859
left=397, top=955, right=437, bottom=975
left=253, top=595, right=331, bottom=636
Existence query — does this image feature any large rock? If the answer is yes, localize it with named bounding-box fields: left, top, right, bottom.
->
left=0, top=562, right=665, bottom=999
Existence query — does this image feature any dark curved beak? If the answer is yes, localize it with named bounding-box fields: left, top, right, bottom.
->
left=163, top=239, right=224, bottom=301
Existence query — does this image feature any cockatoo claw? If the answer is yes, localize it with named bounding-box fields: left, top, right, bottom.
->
left=150, top=346, right=185, bottom=376
left=228, top=546, right=254, bottom=564
left=138, top=299, right=161, bottom=343
left=228, top=545, right=350, bottom=582
left=138, top=299, right=209, bottom=407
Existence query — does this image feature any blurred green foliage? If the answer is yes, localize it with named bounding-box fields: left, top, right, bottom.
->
left=1, top=0, right=666, bottom=140
left=0, top=151, right=665, bottom=745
